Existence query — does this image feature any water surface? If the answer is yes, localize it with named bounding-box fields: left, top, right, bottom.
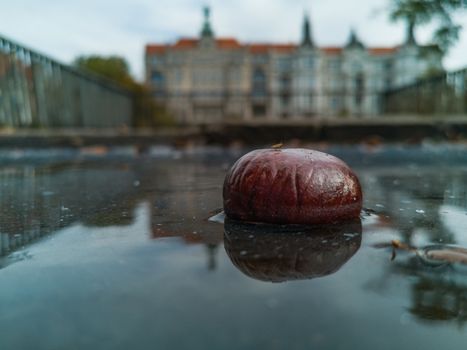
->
left=1, top=144, right=467, bottom=349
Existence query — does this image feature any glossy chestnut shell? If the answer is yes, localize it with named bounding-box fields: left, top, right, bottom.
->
left=223, top=148, right=362, bottom=225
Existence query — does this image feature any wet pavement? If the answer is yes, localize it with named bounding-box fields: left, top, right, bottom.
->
left=1, top=144, right=467, bottom=349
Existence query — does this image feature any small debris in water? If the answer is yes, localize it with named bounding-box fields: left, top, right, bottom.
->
left=207, top=210, right=225, bottom=224
left=343, top=233, right=359, bottom=238
left=415, top=209, right=425, bottom=214
left=375, top=239, right=467, bottom=267
left=362, top=208, right=376, bottom=216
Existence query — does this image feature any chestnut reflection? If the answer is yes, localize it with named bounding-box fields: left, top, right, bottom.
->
left=224, top=218, right=362, bottom=282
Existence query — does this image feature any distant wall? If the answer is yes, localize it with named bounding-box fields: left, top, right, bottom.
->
left=0, top=35, right=133, bottom=128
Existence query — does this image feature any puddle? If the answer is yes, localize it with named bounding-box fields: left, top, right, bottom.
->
left=1, top=146, right=467, bottom=349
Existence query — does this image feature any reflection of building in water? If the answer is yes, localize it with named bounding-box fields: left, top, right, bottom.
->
left=359, top=167, right=465, bottom=246
left=148, top=160, right=225, bottom=270
left=0, top=158, right=227, bottom=271
left=360, top=166, right=467, bottom=326
left=145, top=7, right=442, bottom=123
left=0, top=163, right=142, bottom=262
left=0, top=167, right=61, bottom=258
left=393, top=257, right=467, bottom=326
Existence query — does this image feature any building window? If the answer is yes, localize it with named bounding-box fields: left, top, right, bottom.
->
left=277, top=57, right=291, bottom=71
left=253, top=54, right=268, bottom=64
left=280, top=93, right=290, bottom=106
left=252, top=104, right=266, bottom=117
left=331, top=96, right=340, bottom=111
left=354, top=73, right=364, bottom=105
left=280, top=74, right=291, bottom=90
left=384, top=77, right=392, bottom=89
left=384, top=60, right=393, bottom=72
left=352, top=62, right=362, bottom=72
left=151, top=71, right=165, bottom=87
left=151, top=55, right=165, bottom=66
left=299, top=56, right=314, bottom=69
left=328, top=59, right=341, bottom=72
left=174, top=69, right=183, bottom=83
left=252, top=67, right=267, bottom=97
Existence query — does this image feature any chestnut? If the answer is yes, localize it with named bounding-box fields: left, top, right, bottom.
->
left=223, top=148, right=362, bottom=225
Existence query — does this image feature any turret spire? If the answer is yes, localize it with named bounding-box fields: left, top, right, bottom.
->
left=200, top=6, right=214, bottom=38
left=301, top=13, right=314, bottom=47
left=345, top=28, right=365, bottom=49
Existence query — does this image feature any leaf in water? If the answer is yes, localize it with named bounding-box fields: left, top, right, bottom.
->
left=391, top=239, right=414, bottom=251
left=424, top=246, right=467, bottom=265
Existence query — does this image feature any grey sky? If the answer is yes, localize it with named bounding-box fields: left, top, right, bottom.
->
left=0, top=0, right=466, bottom=79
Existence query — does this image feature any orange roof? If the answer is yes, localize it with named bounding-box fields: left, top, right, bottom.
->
left=368, top=47, right=399, bottom=55
left=217, top=37, right=242, bottom=49
left=173, top=38, right=198, bottom=49
left=321, top=47, right=343, bottom=55
left=145, top=44, right=167, bottom=54
left=169, top=37, right=243, bottom=50
left=146, top=38, right=399, bottom=57
left=248, top=44, right=270, bottom=54
left=248, top=43, right=297, bottom=54
left=147, top=38, right=297, bottom=54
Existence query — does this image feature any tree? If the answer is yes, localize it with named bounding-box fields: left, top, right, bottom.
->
left=73, top=55, right=135, bottom=88
left=73, top=55, right=173, bottom=127
left=389, top=0, right=467, bottom=54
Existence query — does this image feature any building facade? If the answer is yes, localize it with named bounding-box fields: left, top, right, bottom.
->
left=145, top=7, right=443, bottom=124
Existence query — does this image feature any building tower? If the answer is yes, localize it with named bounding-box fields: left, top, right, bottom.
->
left=345, top=29, right=365, bottom=49
left=200, top=6, right=214, bottom=39
left=301, top=13, right=314, bottom=47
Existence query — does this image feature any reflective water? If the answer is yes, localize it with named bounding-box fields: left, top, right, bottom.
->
left=1, top=144, right=467, bottom=349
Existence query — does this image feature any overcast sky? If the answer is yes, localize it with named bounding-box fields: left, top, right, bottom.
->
left=1, top=0, right=466, bottom=79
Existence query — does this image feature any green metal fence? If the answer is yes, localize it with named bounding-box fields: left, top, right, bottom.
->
left=0, top=34, right=133, bottom=128
left=382, top=68, right=467, bottom=115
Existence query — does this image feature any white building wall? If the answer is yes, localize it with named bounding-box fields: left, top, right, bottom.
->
left=146, top=40, right=442, bottom=123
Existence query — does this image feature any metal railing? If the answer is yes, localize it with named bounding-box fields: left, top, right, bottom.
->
left=0, top=34, right=133, bottom=128
left=382, top=68, right=467, bottom=115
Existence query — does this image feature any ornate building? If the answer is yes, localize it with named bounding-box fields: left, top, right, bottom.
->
left=145, top=7, right=442, bottom=124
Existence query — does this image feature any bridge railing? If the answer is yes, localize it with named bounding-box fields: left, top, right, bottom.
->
left=0, top=34, right=133, bottom=128
left=382, top=68, right=467, bottom=115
